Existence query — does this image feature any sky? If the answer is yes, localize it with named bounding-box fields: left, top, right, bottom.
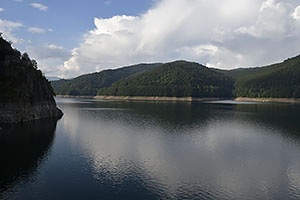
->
left=1, top=0, right=300, bottom=78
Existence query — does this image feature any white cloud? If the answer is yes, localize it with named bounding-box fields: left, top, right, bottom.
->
left=27, top=44, right=71, bottom=60
left=293, top=5, right=300, bottom=20
left=27, top=27, right=53, bottom=34
left=27, top=26, right=46, bottom=34
left=238, top=0, right=295, bottom=38
left=15, top=0, right=24, bottom=2
left=30, top=3, right=48, bottom=11
left=0, top=18, right=24, bottom=43
left=0, top=8, right=4, bottom=12
left=26, top=44, right=71, bottom=77
left=62, top=0, right=300, bottom=78
left=0, top=19, right=23, bottom=30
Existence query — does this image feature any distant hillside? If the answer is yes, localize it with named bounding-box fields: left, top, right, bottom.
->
left=231, top=55, right=300, bottom=98
left=98, top=61, right=234, bottom=98
left=51, top=63, right=161, bottom=96
left=46, top=76, right=61, bottom=81
left=0, top=35, right=63, bottom=124
left=51, top=53, right=300, bottom=99
left=214, top=63, right=286, bottom=81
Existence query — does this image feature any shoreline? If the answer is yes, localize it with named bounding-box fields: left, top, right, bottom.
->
left=235, top=97, right=300, bottom=103
left=94, top=96, right=227, bottom=102
left=56, top=95, right=300, bottom=104
left=56, top=95, right=94, bottom=98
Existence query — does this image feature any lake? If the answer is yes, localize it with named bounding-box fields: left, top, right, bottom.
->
left=1, top=98, right=300, bottom=200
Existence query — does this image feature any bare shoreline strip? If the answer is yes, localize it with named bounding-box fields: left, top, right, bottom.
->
left=57, top=95, right=223, bottom=102
left=94, top=96, right=226, bottom=102
left=235, top=97, right=300, bottom=103
left=56, top=95, right=300, bottom=103
left=56, top=95, right=94, bottom=98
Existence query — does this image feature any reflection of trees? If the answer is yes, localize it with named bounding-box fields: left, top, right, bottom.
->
left=0, top=119, right=58, bottom=195
left=93, top=100, right=216, bottom=132
left=234, top=104, right=300, bottom=141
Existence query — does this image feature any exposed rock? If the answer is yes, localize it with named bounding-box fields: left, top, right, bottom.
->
left=0, top=35, right=63, bottom=124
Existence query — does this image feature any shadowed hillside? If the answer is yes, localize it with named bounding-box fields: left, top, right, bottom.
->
left=51, top=63, right=161, bottom=96
left=98, top=61, right=234, bottom=98
left=0, top=35, right=63, bottom=124
left=228, top=55, right=300, bottom=98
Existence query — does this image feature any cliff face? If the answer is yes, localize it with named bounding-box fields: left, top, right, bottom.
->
left=0, top=36, right=63, bottom=124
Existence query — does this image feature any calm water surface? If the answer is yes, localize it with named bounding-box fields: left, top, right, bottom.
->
left=1, top=98, right=300, bottom=200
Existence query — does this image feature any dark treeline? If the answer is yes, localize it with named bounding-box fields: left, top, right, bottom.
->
left=51, top=64, right=160, bottom=96
left=0, top=35, right=54, bottom=101
left=231, top=55, right=300, bottom=98
left=98, top=61, right=234, bottom=98
left=51, top=54, right=300, bottom=99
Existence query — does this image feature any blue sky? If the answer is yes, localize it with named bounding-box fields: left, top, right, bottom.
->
left=1, top=0, right=153, bottom=50
left=1, top=0, right=300, bottom=78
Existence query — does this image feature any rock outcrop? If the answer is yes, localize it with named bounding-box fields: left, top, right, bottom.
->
left=0, top=35, right=63, bottom=124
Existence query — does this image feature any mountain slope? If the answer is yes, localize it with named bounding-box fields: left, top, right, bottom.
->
left=52, top=52, right=300, bottom=99
left=232, top=55, right=300, bottom=98
left=0, top=36, right=63, bottom=124
left=214, top=62, right=288, bottom=81
left=51, top=63, right=161, bottom=96
left=98, top=61, right=234, bottom=98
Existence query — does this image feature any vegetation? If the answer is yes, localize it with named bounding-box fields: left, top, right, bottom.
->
left=51, top=63, right=160, bottom=96
left=0, top=35, right=54, bottom=101
left=98, top=61, right=234, bottom=98
left=50, top=40, right=300, bottom=99
left=229, top=55, right=300, bottom=98
left=0, top=34, right=62, bottom=123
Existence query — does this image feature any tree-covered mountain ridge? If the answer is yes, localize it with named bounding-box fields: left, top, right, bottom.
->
left=0, top=35, right=63, bottom=124
left=98, top=61, right=234, bottom=98
left=51, top=63, right=161, bottom=96
left=52, top=54, right=300, bottom=99
left=231, top=55, right=300, bottom=98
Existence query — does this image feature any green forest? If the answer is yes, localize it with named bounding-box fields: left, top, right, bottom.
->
left=51, top=55, right=300, bottom=99
left=231, top=56, right=300, bottom=98
left=51, top=63, right=160, bottom=96
left=0, top=35, right=54, bottom=101
left=98, top=61, right=234, bottom=98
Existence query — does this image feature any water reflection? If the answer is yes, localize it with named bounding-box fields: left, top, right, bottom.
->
left=2, top=98, right=300, bottom=200
left=234, top=103, right=300, bottom=143
left=56, top=99, right=300, bottom=199
left=0, top=119, right=58, bottom=199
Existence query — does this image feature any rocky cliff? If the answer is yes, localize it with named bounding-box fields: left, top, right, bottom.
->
left=0, top=35, right=63, bottom=124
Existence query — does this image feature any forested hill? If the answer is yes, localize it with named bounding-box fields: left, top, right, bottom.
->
left=98, top=61, right=234, bottom=98
left=230, top=55, right=300, bottom=98
left=51, top=63, right=161, bottom=96
left=52, top=54, right=300, bottom=99
left=0, top=35, right=62, bottom=123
